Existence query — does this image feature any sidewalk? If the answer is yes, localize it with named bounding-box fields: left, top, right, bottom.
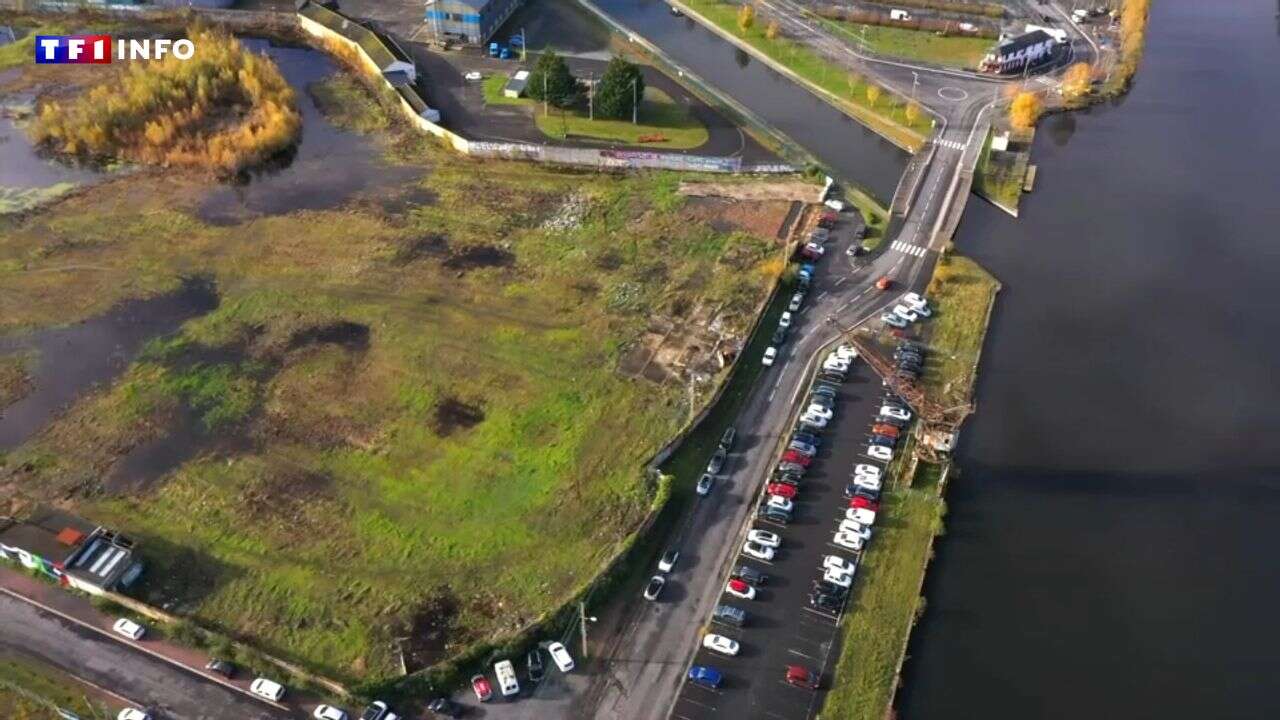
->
left=0, top=566, right=309, bottom=718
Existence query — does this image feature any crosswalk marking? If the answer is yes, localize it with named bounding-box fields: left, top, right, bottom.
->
left=890, top=240, right=928, bottom=258
left=934, top=138, right=967, bottom=151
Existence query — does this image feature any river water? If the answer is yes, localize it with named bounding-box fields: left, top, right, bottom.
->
left=898, top=1, right=1280, bottom=717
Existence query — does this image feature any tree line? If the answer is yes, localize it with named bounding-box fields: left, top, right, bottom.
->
left=525, top=51, right=647, bottom=121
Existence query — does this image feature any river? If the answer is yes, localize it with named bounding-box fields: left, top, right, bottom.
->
left=898, top=1, right=1280, bottom=717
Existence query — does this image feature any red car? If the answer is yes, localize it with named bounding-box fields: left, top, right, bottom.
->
left=817, top=211, right=838, bottom=228
left=785, top=665, right=820, bottom=689
left=876, top=276, right=893, bottom=291
left=849, top=496, right=880, bottom=512
left=780, top=451, right=811, bottom=467
left=471, top=674, right=493, bottom=702
left=871, top=424, right=900, bottom=438
left=728, top=578, right=751, bottom=594
left=766, top=483, right=798, bottom=499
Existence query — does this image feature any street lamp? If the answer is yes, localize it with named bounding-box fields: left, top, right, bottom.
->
left=911, top=71, right=919, bottom=102
left=579, top=602, right=599, bottom=658
left=630, top=78, right=639, bottom=125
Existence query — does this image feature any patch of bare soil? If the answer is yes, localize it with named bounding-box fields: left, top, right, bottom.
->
left=443, top=244, right=515, bottom=272
left=400, top=590, right=474, bottom=672
left=285, top=321, right=370, bottom=353
left=430, top=397, right=485, bottom=437
left=241, top=465, right=336, bottom=524
left=392, top=233, right=449, bottom=266
left=682, top=196, right=798, bottom=241
left=679, top=180, right=825, bottom=203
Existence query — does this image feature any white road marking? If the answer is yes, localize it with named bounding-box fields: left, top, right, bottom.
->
left=834, top=276, right=847, bottom=287
left=890, top=240, right=928, bottom=258
left=787, top=647, right=820, bottom=660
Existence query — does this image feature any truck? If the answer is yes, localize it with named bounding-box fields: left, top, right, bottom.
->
left=889, top=8, right=911, bottom=21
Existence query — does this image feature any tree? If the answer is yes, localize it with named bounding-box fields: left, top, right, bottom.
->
left=905, top=101, right=921, bottom=124
left=846, top=71, right=863, bottom=95
left=765, top=19, right=780, bottom=40
left=1009, top=91, right=1042, bottom=130
left=526, top=50, right=578, bottom=109
left=1061, top=62, right=1092, bottom=98
left=865, top=83, right=881, bottom=107
left=594, top=57, right=645, bottom=121
left=737, top=3, right=755, bottom=33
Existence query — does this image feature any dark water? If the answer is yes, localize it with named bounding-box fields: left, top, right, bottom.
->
left=0, top=279, right=218, bottom=451
left=0, top=114, right=103, bottom=191
left=899, top=1, right=1280, bottom=717
left=589, top=0, right=909, bottom=201
left=197, top=40, right=424, bottom=224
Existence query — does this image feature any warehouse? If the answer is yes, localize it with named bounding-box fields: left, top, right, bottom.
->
left=979, top=29, right=1058, bottom=74
left=424, top=0, right=524, bottom=46
left=0, top=507, right=143, bottom=595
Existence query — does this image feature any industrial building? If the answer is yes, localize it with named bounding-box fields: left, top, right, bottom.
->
left=0, top=507, right=143, bottom=595
left=979, top=29, right=1059, bottom=74
left=424, top=0, right=524, bottom=46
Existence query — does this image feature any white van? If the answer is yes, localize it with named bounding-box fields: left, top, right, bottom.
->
left=889, top=8, right=911, bottom=21
left=249, top=677, right=286, bottom=702
left=494, top=659, right=520, bottom=697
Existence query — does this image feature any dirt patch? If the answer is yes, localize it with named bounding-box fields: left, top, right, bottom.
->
left=679, top=180, right=824, bottom=203
left=392, top=233, right=450, bottom=266
left=400, top=591, right=473, bottom=672
left=241, top=465, right=336, bottom=524
left=682, top=197, right=797, bottom=241
left=443, top=244, right=515, bottom=272
left=431, top=397, right=485, bottom=437
left=0, top=354, right=34, bottom=409
left=283, top=321, right=370, bottom=354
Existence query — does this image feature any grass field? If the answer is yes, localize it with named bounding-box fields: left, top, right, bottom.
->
left=922, top=254, right=1000, bottom=410
left=482, top=73, right=710, bottom=149
left=676, top=0, right=932, bottom=151
left=0, top=68, right=784, bottom=681
left=819, top=487, right=944, bottom=720
left=0, top=654, right=115, bottom=720
left=972, top=127, right=1027, bottom=212
left=824, top=21, right=992, bottom=68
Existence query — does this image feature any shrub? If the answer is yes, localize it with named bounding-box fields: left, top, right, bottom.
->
left=594, top=57, right=645, bottom=121
left=525, top=50, right=578, bottom=109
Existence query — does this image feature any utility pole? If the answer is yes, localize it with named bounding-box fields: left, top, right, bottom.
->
left=911, top=70, right=919, bottom=102
left=520, top=26, right=527, bottom=61
left=631, top=78, right=638, bottom=125
left=589, top=71, right=594, bottom=121
left=578, top=602, right=598, bottom=659
left=543, top=74, right=548, bottom=118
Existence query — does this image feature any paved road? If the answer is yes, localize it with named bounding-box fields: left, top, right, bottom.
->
left=0, top=592, right=295, bottom=720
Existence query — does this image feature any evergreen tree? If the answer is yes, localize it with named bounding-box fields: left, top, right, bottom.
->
left=526, top=50, right=578, bottom=109
left=594, top=57, right=645, bottom=121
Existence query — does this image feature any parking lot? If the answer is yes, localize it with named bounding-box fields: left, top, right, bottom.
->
left=671, top=341, right=910, bottom=720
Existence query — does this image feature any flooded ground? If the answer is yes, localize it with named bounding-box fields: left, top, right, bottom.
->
left=0, top=279, right=219, bottom=451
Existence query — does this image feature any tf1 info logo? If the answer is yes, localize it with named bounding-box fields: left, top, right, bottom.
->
left=35, top=35, right=196, bottom=64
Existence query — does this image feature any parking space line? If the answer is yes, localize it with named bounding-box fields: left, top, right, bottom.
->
left=787, top=647, right=820, bottom=660
left=802, top=606, right=841, bottom=622
left=677, top=694, right=717, bottom=708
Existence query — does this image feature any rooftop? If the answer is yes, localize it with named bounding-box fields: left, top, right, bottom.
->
left=298, top=0, right=408, bottom=69
left=0, top=507, right=96, bottom=565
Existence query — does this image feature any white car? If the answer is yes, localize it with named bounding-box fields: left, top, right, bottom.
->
left=847, top=507, right=877, bottom=525
left=800, top=413, right=829, bottom=428
left=804, top=242, right=825, bottom=256
left=779, top=311, right=793, bottom=328
left=881, top=313, right=908, bottom=329
left=548, top=641, right=575, bottom=672
left=853, top=464, right=881, bottom=480
left=911, top=303, right=932, bottom=317
left=852, top=474, right=882, bottom=492
left=313, top=706, right=348, bottom=720
left=833, top=531, right=865, bottom=552
left=880, top=405, right=912, bottom=421
left=823, top=554, right=856, bottom=574
left=789, top=292, right=804, bottom=312
left=658, top=550, right=680, bottom=573
left=748, top=529, right=781, bottom=548
left=702, top=633, right=741, bottom=656
left=742, top=540, right=775, bottom=561
left=726, top=580, right=757, bottom=600
left=696, top=473, right=714, bottom=496
left=892, top=305, right=919, bottom=323
left=250, top=678, right=286, bottom=702
left=902, top=292, right=927, bottom=309
left=834, top=344, right=858, bottom=362
left=762, top=346, right=778, bottom=366
left=866, top=445, right=893, bottom=462
left=464, top=70, right=483, bottom=81
left=766, top=495, right=794, bottom=513
left=117, top=710, right=151, bottom=720
left=823, top=356, right=850, bottom=370
left=806, top=405, right=834, bottom=420
left=112, top=618, right=145, bottom=641
left=823, top=566, right=854, bottom=588
left=838, top=519, right=872, bottom=542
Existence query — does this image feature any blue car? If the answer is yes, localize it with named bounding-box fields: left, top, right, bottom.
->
left=688, top=665, right=723, bottom=689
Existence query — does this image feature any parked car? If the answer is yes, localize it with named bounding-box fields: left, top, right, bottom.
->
left=713, top=603, right=748, bottom=626
left=902, top=292, right=928, bottom=310
left=838, top=519, right=872, bottom=542
left=776, top=461, right=807, bottom=476
left=822, top=359, right=849, bottom=373
left=789, top=292, right=805, bottom=312
left=732, top=564, right=768, bottom=585
left=866, top=445, right=893, bottom=461
left=881, top=313, right=908, bottom=329
left=250, top=678, right=286, bottom=702
left=809, top=591, right=842, bottom=613
left=816, top=372, right=845, bottom=386
left=855, top=466, right=882, bottom=482
left=112, top=618, right=146, bottom=641
left=527, top=648, right=546, bottom=682
left=762, top=346, right=778, bottom=366
left=871, top=424, right=900, bottom=438
left=758, top=505, right=792, bottom=524
left=834, top=344, right=858, bottom=361
left=823, top=567, right=854, bottom=588
left=912, top=303, right=932, bottom=317
left=799, top=413, right=828, bottom=429
left=805, top=405, right=834, bottom=421
left=833, top=531, right=865, bottom=552
left=876, top=414, right=907, bottom=428
left=803, top=242, right=825, bottom=257
left=793, top=431, right=822, bottom=446
left=808, top=393, right=835, bottom=409
left=658, top=549, right=680, bottom=573
left=696, top=473, right=714, bottom=496
left=810, top=385, right=837, bottom=400
left=726, top=578, right=757, bottom=600
left=785, top=665, right=820, bottom=689
left=720, top=426, right=737, bottom=451
left=688, top=665, right=723, bottom=689
left=813, top=578, right=848, bottom=598
left=868, top=435, right=895, bottom=448
left=767, top=482, right=798, bottom=499
left=204, top=659, right=236, bottom=678
left=788, top=440, right=817, bottom=456
left=892, top=304, right=920, bottom=322
left=313, top=705, right=348, bottom=720
left=849, top=495, right=880, bottom=512
left=702, top=633, right=741, bottom=656
left=707, top=448, right=727, bottom=474
left=547, top=641, right=575, bottom=672
left=823, top=554, right=856, bottom=575
left=774, top=471, right=803, bottom=487
left=780, top=450, right=811, bottom=467
left=426, top=698, right=461, bottom=718
left=847, top=507, right=877, bottom=525
left=771, top=327, right=788, bottom=345
left=471, top=674, right=493, bottom=702
left=742, top=540, right=775, bottom=561
left=880, top=405, right=912, bottom=421
left=766, top=495, right=794, bottom=513
left=644, top=574, right=666, bottom=601
left=494, top=659, right=520, bottom=697
left=117, top=710, right=150, bottom=720
left=854, top=484, right=881, bottom=502
left=748, top=529, right=781, bottom=548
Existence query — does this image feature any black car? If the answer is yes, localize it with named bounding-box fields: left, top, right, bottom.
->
left=732, top=564, right=768, bottom=586
left=774, top=472, right=802, bottom=487
left=792, top=432, right=822, bottom=447
left=854, top=485, right=881, bottom=501
left=875, top=414, right=908, bottom=428
left=204, top=659, right=237, bottom=679
left=361, top=703, right=390, bottom=720
left=720, top=426, right=737, bottom=451
left=527, top=647, right=546, bottom=682
left=771, top=326, right=788, bottom=345
left=758, top=506, right=791, bottom=524
left=427, top=698, right=462, bottom=718
left=809, top=592, right=842, bottom=613
left=644, top=575, right=666, bottom=601
left=817, top=371, right=846, bottom=384
left=896, top=355, right=923, bottom=368
left=776, top=461, right=807, bottom=476
left=869, top=435, right=896, bottom=448
left=895, top=349, right=923, bottom=363
left=707, top=447, right=727, bottom=474
left=813, top=579, right=849, bottom=598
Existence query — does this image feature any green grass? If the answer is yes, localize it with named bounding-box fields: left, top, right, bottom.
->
left=483, top=73, right=710, bottom=150
left=921, top=254, right=1000, bottom=408
left=823, top=21, right=992, bottom=69
left=820, top=487, right=944, bottom=720
left=0, top=70, right=786, bottom=682
left=0, top=655, right=115, bottom=719
left=308, top=74, right=393, bottom=133
left=972, top=128, right=1027, bottom=212
left=676, top=0, right=933, bottom=151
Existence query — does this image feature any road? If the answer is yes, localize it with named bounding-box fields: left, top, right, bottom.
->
left=0, top=592, right=295, bottom=720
